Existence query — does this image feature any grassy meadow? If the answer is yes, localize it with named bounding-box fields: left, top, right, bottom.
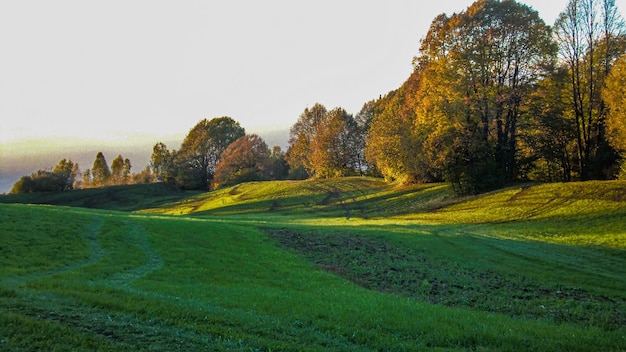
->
left=1, top=179, right=625, bottom=351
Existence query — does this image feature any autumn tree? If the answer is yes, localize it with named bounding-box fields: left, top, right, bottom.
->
left=214, top=134, right=272, bottom=187
left=132, top=165, right=154, bottom=184
left=603, top=53, right=626, bottom=176
left=353, top=101, right=376, bottom=175
left=411, top=0, right=556, bottom=193
left=91, top=152, right=111, bottom=187
left=366, top=69, right=438, bottom=183
left=122, top=158, right=132, bottom=184
left=176, top=117, right=245, bottom=190
left=81, top=169, right=91, bottom=188
left=309, top=107, right=361, bottom=178
left=286, top=103, right=327, bottom=178
left=555, top=0, right=625, bottom=179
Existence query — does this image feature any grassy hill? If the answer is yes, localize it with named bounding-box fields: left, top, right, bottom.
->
left=0, top=183, right=200, bottom=211
left=1, top=178, right=626, bottom=350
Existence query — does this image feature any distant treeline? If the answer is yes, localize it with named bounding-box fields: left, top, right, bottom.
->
left=10, top=154, right=154, bottom=194
left=10, top=0, right=626, bottom=195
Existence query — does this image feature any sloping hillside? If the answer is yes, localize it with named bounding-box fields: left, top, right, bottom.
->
left=140, top=177, right=455, bottom=218
left=0, top=183, right=199, bottom=211
left=2, top=179, right=626, bottom=350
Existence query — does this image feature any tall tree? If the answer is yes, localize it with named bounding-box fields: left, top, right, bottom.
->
left=122, top=158, right=132, bottom=185
left=286, top=103, right=327, bottom=178
left=414, top=0, right=555, bottom=192
left=353, top=101, right=376, bottom=175
left=310, top=107, right=358, bottom=178
left=555, top=0, right=625, bottom=179
left=603, top=53, right=626, bottom=176
left=151, top=142, right=176, bottom=183
left=110, top=155, right=125, bottom=185
left=523, top=68, right=577, bottom=181
left=365, top=87, right=420, bottom=182
left=91, top=152, right=111, bottom=187
left=176, top=117, right=245, bottom=190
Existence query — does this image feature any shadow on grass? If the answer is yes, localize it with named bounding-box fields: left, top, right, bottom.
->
left=188, top=183, right=454, bottom=219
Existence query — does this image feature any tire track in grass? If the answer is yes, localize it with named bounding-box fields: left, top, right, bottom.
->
left=0, top=217, right=105, bottom=289
left=104, top=220, right=163, bottom=289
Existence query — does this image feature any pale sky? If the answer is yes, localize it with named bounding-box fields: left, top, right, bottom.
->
left=0, top=0, right=624, bottom=150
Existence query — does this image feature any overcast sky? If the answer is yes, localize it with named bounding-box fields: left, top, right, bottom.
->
left=1, top=0, right=624, bottom=151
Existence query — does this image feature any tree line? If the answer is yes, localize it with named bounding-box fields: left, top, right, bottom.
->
left=285, top=0, right=626, bottom=194
left=10, top=153, right=153, bottom=194
left=149, top=116, right=289, bottom=190
left=11, top=0, right=626, bottom=195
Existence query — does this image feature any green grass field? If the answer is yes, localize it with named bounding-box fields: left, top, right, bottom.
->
left=1, top=179, right=625, bottom=351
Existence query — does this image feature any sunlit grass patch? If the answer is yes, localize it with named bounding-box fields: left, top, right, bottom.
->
left=416, top=181, right=626, bottom=224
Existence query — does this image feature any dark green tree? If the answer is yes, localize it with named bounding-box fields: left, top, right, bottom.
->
left=269, top=146, right=290, bottom=180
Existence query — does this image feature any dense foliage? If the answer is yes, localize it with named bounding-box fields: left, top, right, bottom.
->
left=10, top=0, right=626, bottom=195
left=362, top=0, right=625, bottom=194
left=214, top=134, right=273, bottom=187
left=286, top=104, right=370, bottom=179
left=10, top=159, right=78, bottom=194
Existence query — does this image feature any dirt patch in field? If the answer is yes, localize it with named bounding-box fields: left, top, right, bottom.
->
left=266, top=229, right=625, bottom=329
